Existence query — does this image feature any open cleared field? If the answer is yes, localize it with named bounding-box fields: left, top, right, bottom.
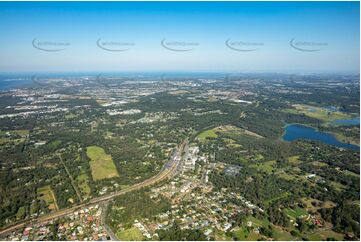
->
left=222, top=138, right=242, bottom=148
left=250, top=160, right=276, bottom=173
left=276, top=170, right=297, bottom=181
left=65, top=113, right=77, bottom=119
left=330, top=181, right=347, bottom=192
left=76, top=171, right=91, bottom=196
left=116, top=227, right=144, bottom=241
left=15, top=206, right=26, bottom=219
left=284, top=207, right=308, bottom=219
left=215, top=125, right=263, bottom=138
left=197, top=125, right=263, bottom=142
left=0, top=130, right=29, bottom=145
left=301, top=198, right=336, bottom=213
left=37, top=185, right=58, bottom=211
left=197, top=129, right=218, bottom=141
left=341, top=169, right=360, bottom=177
left=249, top=158, right=305, bottom=182
left=0, top=129, right=30, bottom=136
left=247, top=216, right=270, bottom=227
left=86, top=145, right=119, bottom=181
left=30, top=201, right=38, bottom=215
left=310, top=161, right=328, bottom=167
left=233, top=216, right=295, bottom=241
left=306, top=228, right=344, bottom=241
left=48, top=140, right=62, bottom=149
left=233, top=216, right=292, bottom=240
left=288, top=155, right=301, bottom=165
left=271, top=225, right=294, bottom=241
left=232, top=227, right=261, bottom=241
left=284, top=104, right=353, bottom=122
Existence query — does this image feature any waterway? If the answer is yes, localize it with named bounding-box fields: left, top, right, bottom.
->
left=283, top=124, right=359, bottom=151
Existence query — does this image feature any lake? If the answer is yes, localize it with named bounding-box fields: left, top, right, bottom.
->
left=283, top=124, right=359, bottom=151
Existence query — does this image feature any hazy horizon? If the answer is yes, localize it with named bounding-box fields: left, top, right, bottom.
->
left=0, top=1, right=359, bottom=72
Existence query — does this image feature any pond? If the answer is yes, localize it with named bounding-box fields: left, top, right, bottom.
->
left=283, top=124, right=359, bottom=151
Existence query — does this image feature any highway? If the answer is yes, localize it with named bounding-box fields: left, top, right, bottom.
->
left=0, top=139, right=186, bottom=237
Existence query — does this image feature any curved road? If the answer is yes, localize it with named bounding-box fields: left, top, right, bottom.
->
left=0, top=139, right=186, bottom=237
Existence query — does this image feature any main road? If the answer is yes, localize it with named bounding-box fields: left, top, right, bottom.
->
left=0, top=139, right=187, bottom=237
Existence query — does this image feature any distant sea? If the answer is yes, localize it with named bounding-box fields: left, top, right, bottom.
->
left=0, top=75, right=34, bottom=90
left=0, top=71, right=230, bottom=91
left=0, top=80, right=32, bottom=90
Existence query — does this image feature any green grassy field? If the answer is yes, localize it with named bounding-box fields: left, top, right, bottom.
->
left=276, top=170, right=297, bottom=181
left=330, top=181, right=347, bottom=192
left=271, top=225, right=294, bottom=241
left=306, top=228, right=344, bottom=241
left=13, top=130, right=29, bottom=136
left=197, top=129, right=218, bottom=141
left=285, top=104, right=353, bottom=122
left=310, top=161, right=328, bottom=167
left=197, top=125, right=263, bottom=143
left=288, top=155, right=301, bottom=165
left=284, top=207, right=308, bottom=219
left=217, top=125, right=263, bottom=138
left=222, top=138, right=242, bottom=148
left=65, top=113, right=77, bottom=119
left=0, top=130, right=29, bottom=145
left=247, top=216, right=270, bottom=227
left=232, top=227, right=261, bottom=241
left=15, top=206, right=26, bottom=219
left=86, top=145, right=119, bottom=181
left=0, top=130, right=29, bottom=136
left=232, top=216, right=296, bottom=241
left=341, top=169, right=360, bottom=177
left=249, top=157, right=306, bottom=182
left=302, top=198, right=336, bottom=213
left=250, top=160, right=276, bottom=173
left=48, top=140, right=62, bottom=149
left=37, top=185, right=58, bottom=210
left=30, top=201, right=39, bottom=215
left=76, top=171, right=91, bottom=196
left=116, top=227, right=144, bottom=241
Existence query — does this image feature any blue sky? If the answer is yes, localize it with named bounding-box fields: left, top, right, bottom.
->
left=0, top=1, right=359, bottom=73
